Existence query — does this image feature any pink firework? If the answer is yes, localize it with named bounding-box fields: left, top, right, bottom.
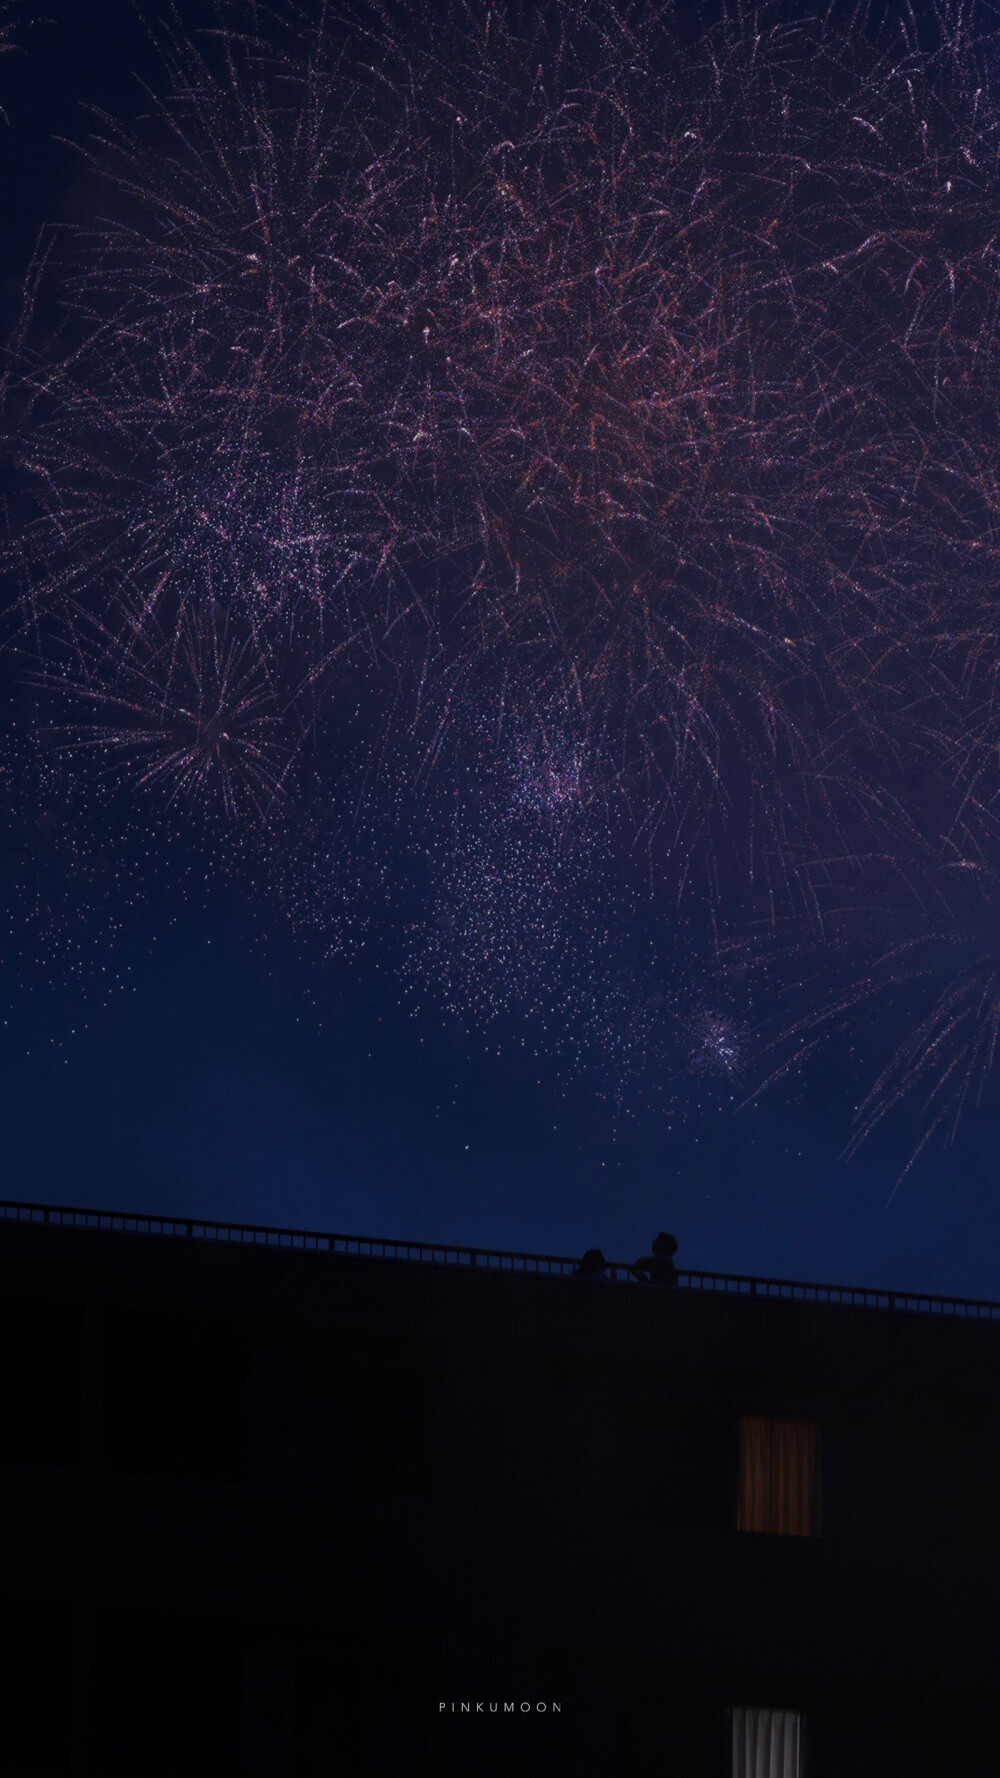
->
left=4, top=0, right=1000, bottom=897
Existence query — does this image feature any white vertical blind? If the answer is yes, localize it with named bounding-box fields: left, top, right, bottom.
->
left=731, top=1707, right=802, bottom=1778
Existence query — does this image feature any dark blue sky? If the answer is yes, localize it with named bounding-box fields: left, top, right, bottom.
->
left=4, top=887, right=999, bottom=1298
left=3, top=0, right=1000, bottom=1299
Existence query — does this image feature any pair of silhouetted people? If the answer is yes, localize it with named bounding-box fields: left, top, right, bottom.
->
left=573, top=1231, right=678, bottom=1285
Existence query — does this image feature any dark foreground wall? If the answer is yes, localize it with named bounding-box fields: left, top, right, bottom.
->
left=1, top=1212, right=998, bottom=1776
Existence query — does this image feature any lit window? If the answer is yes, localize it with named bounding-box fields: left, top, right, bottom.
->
left=737, top=1416, right=821, bottom=1536
left=731, top=1707, right=802, bottom=1778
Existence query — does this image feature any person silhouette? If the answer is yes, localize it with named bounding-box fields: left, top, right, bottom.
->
left=631, top=1231, right=678, bottom=1286
left=573, top=1247, right=609, bottom=1279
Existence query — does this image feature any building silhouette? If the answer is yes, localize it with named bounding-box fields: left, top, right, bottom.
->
left=0, top=1199, right=998, bottom=1775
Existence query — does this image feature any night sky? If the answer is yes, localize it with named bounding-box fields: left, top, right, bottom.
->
left=3, top=0, right=1000, bottom=1299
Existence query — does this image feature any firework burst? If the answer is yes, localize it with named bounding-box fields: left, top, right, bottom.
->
left=9, top=2, right=983, bottom=845
left=38, top=592, right=308, bottom=818
left=8, top=1, right=1000, bottom=1150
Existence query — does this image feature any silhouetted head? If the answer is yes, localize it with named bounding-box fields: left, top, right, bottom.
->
left=575, top=1247, right=608, bottom=1277
left=652, top=1231, right=678, bottom=1257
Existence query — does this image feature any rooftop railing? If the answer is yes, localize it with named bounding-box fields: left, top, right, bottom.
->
left=1, top=1196, right=998, bottom=1321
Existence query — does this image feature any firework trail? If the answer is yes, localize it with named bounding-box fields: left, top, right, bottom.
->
left=0, top=1, right=22, bottom=59
left=730, top=791, right=1000, bottom=1185
left=0, top=0, right=26, bottom=125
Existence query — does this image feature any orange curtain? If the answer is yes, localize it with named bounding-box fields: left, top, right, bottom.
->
left=737, top=1417, right=820, bottom=1536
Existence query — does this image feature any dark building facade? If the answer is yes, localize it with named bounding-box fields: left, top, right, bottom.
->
left=0, top=1200, right=998, bottom=1776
